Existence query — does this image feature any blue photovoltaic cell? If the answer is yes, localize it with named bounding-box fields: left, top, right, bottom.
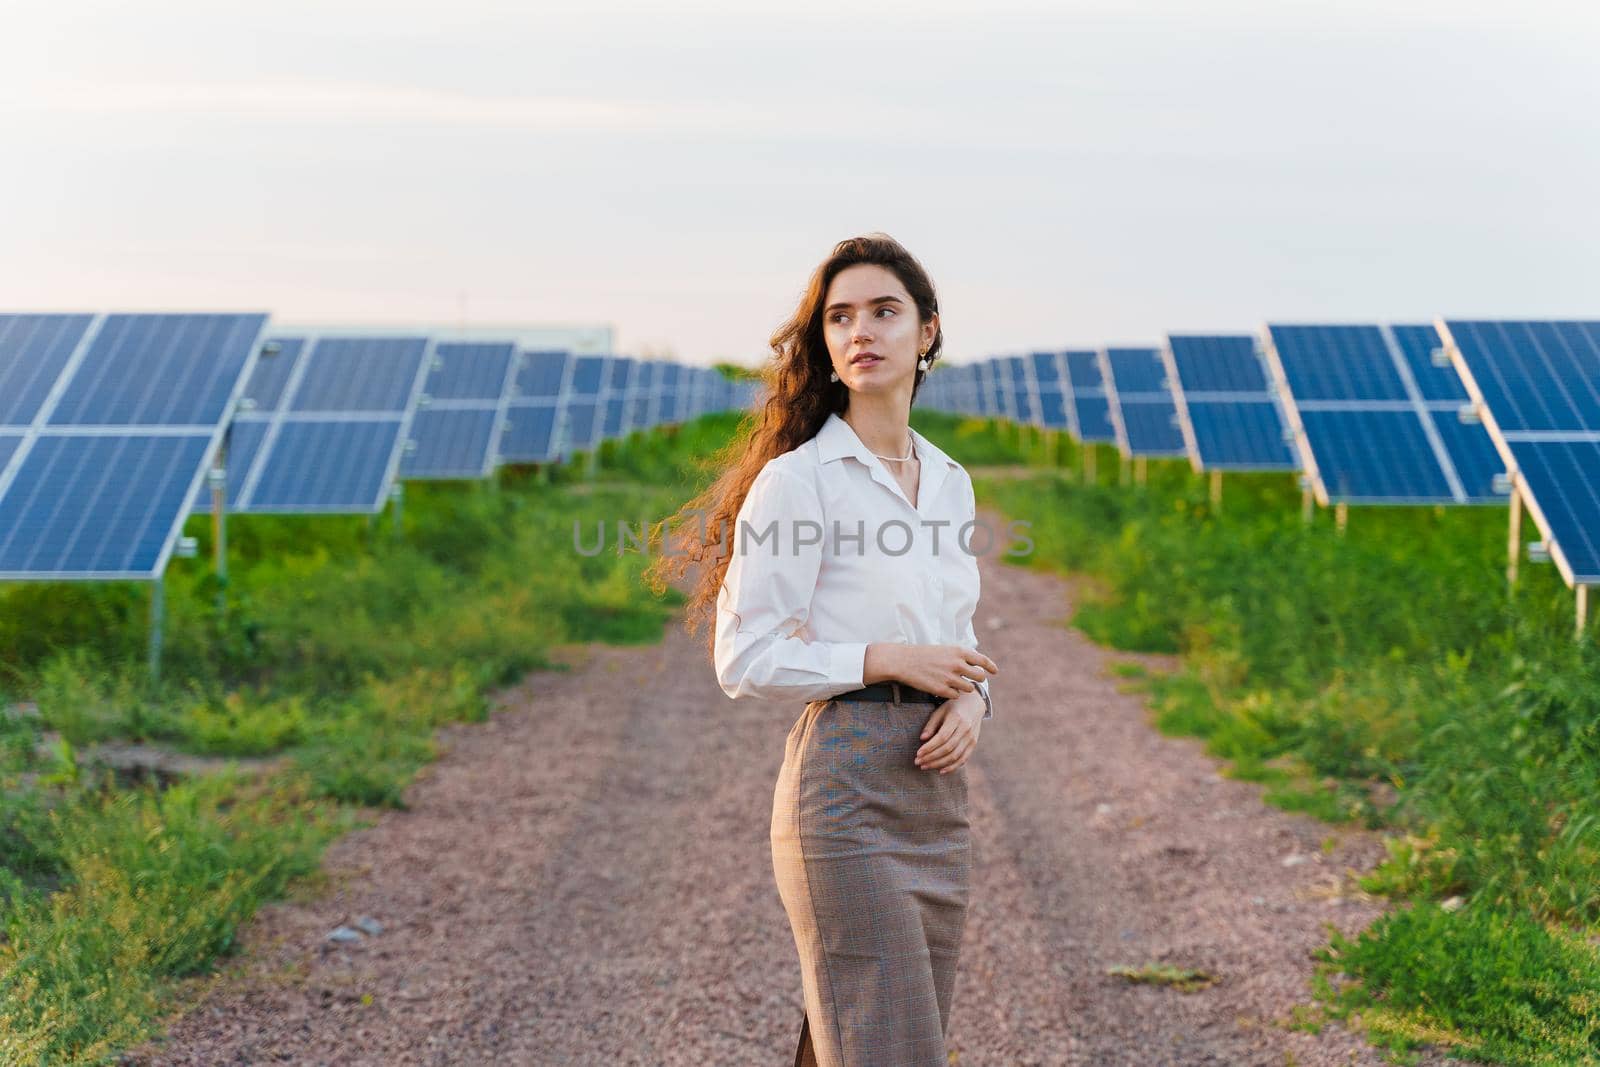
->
left=1165, top=335, right=1295, bottom=470
left=1119, top=403, right=1186, bottom=454
left=0, top=435, right=213, bottom=577
left=50, top=313, right=267, bottom=426
left=0, top=314, right=94, bottom=426
left=1065, top=350, right=1102, bottom=388
left=427, top=342, right=515, bottom=401
left=1432, top=415, right=1510, bottom=501
left=238, top=338, right=306, bottom=410
left=401, top=409, right=500, bottom=479
left=245, top=421, right=404, bottom=511
left=571, top=356, right=608, bottom=396
left=1268, top=325, right=1407, bottom=401
left=501, top=405, right=559, bottom=462
left=1507, top=440, right=1600, bottom=581
left=0, top=433, right=23, bottom=470
left=519, top=351, right=571, bottom=398
left=1297, top=410, right=1454, bottom=502
left=1443, top=321, right=1600, bottom=433
left=1186, top=401, right=1297, bottom=469
left=1075, top=396, right=1117, bottom=442
left=288, top=337, right=429, bottom=412
left=565, top=400, right=600, bottom=449
left=1391, top=324, right=1467, bottom=402
left=1167, top=336, right=1268, bottom=393
left=1105, top=347, right=1167, bottom=393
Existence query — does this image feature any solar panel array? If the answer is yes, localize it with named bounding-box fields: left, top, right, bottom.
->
left=0, top=310, right=758, bottom=582
left=1439, top=321, right=1600, bottom=584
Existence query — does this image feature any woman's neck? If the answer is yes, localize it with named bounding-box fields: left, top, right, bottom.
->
left=842, top=401, right=913, bottom=460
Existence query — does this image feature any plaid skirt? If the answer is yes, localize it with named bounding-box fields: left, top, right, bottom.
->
left=771, top=697, right=972, bottom=1067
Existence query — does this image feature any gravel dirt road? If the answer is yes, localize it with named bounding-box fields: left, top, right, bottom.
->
left=120, top=505, right=1461, bottom=1066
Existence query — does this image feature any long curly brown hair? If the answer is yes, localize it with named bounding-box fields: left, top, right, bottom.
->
left=644, top=232, right=945, bottom=660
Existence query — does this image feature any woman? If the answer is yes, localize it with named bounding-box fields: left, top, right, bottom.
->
left=649, top=232, right=998, bottom=1066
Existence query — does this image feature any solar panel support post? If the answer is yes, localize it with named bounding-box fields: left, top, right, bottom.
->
left=1506, top=488, right=1522, bottom=591
left=147, top=578, right=166, bottom=685
left=209, top=463, right=229, bottom=617
left=1134, top=456, right=1147, bottom=487
left=1119, top=454, right=1130, bottom=487
left=1209, top=470, right=1222, bottom=512
left=1576, top=584, right=1590, bottom=639
left=1301, top=486, right=1313, bottom=525
left=390, top=483, right=404, bottom=540
left=1335, top=502, right=1348, bottom=537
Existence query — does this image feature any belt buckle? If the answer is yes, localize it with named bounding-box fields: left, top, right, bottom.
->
left=890, top=681, right=902, bottom=705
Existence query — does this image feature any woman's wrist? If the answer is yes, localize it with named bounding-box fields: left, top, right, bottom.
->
left=861, top=642, right=900, bottom=685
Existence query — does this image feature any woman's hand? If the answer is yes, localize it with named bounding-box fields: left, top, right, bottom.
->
left=864, top=643, right=998, bottom=699
left=914, top=689, right=985, bottom=774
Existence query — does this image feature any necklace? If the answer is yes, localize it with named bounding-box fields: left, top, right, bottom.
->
left=871, top=439, right=916, bottom=463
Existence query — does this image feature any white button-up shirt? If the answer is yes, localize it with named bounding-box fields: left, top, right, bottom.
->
left=713, top=411, right=992, bottom=718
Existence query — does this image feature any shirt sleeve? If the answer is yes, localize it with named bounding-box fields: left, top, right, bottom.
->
left=713, top=464, right=870, bottom=702
left=958, top=470, right=993, bottom=720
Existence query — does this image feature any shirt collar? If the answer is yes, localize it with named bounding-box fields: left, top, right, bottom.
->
left=814, top=411, right=957, bottom=510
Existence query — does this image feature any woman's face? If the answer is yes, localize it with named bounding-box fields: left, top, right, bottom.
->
left=822, top=263, right=936, bottom=395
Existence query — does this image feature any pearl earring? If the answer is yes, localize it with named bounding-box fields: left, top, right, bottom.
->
left=917, top=348, right=930, bottom=372
left=829, top=369, right=839, bottom=382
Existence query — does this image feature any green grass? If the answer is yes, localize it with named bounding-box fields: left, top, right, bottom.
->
left=0, top=412, right=742, bottom=1064
left=930, top=418, right=1600, bottom=1065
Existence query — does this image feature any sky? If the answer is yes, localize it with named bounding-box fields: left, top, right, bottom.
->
left=2, top=0, right=1598, bottom=366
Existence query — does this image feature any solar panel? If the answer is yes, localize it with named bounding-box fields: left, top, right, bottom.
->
left=1439, top=320, right=1600, bottom=584
left=1001, top=356, right=1037, bottom=424
left=1262, top=323, right=1506, bottom=506
left=399, top=341, right=518, bottom=479
left=0, top=314, right=94, bottom=426
left=0, top=312, right=269, bottom=579
left=1026, top=352, right=1071, bottom=430
left=501, top=350, right=573, bottom=463
left=199, top=334, right=432, bottom=513
left=1100, top=347, right=1186, bottom=457
left=601, top=356, right=637, bottom=439
left=1064, top=350, right=1116, bottom=443
left=1163, top=335, right=1297, bottom=472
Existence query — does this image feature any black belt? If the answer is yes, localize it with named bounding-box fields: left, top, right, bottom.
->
left=832, top=682, right=943, bottom=705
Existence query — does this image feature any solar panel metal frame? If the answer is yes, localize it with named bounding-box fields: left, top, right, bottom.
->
left=0, top=312, right=270, bottom=580
left=227, top=333, right=435, bottom=513
left=400, top=340, right=521, bottom=480
left=1161, top=334, right=1299, bottom=474
left=1260, top=322, right=1504, bottom=508
left=1437, top=318, right=1600, bottom=586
